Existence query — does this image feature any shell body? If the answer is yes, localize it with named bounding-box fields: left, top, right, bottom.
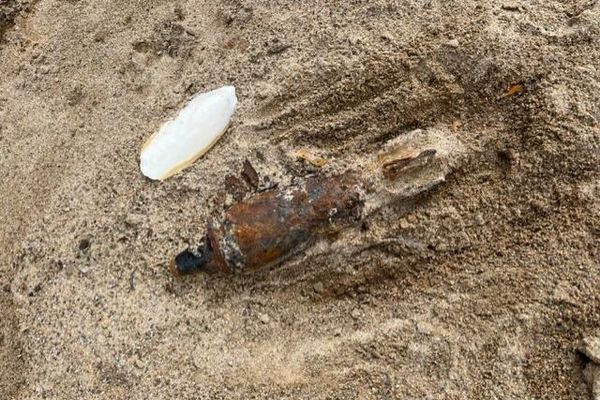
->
left=170, top=173, right=364, bottom=275
left=169, top=128, right=462, bottom=276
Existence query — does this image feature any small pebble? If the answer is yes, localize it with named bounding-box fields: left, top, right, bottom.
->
left=266, top=43, right=292, bottom=55
left=258, top=313, right=270, bottom=324
left=125, top=213, right=144, bottom=226
left=501, top=3, right=520, bottom=12
left=78, top=238, right=91, bottom=251
left=446, top=39, right=459, bottom=48
left=38, top=65, right=51, bottom=75
left=350, top=308, right=362, bottom=320
left=474, top=213, right=485, bottom=226
left=313, top=282, right=325, bottom=294
left=399, top=219, right=413, bottom=229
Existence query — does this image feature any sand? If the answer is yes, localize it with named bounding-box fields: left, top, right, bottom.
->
left=1, top=0, right=599, bottom=398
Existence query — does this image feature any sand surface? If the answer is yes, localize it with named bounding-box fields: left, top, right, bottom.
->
left=1, top=0, right=599, bottom=398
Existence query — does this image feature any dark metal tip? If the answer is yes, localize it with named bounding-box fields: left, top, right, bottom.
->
left=169, top=238, right=216, bottom=276
left=170, top=250, right=203, bottom=276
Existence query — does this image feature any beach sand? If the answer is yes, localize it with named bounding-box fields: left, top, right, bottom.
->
left=1, top=0, right=599, bottom=398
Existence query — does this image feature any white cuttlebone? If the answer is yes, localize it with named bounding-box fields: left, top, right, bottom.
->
left=140, top=85, right=238, bottom=180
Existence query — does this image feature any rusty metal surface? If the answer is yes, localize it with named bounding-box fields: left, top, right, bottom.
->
left=171, top=172, right=364, bottom=275
left=224, top=174, right=249, bottom=201
left=224, top=173, right=363, bottom=272
left=380, top=148, right=438, bottom=181
left=241, top=159, right=259, bottom=189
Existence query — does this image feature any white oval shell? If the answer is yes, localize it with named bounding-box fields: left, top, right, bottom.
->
left=140, top=86, right=238, bottom=180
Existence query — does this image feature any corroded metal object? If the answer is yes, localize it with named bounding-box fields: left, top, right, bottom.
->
left=169, top=128, right=460, bottom=276
left=170, top=173, right=364, bottom=275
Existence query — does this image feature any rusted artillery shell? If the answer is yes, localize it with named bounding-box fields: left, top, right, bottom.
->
left=170, top=173, right=364, bottom=275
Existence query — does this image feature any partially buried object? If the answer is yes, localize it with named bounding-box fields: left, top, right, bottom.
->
left=140, top=86, right=237, bottom=180
left=170, top=173, right=364, bottom=275
left=170, top=128, right=462, bottom=276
